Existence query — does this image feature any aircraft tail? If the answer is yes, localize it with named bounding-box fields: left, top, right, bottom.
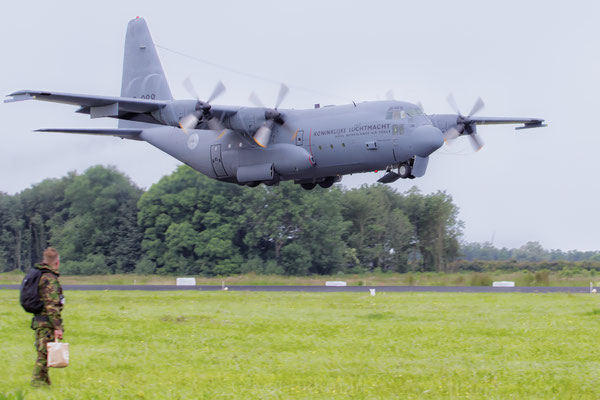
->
left=121, top=17, right=172, bottom=102
left=119, top=17, right=173, bottom=128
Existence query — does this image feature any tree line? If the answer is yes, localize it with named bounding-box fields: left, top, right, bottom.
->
left=0, top=165, right=463, bottom=275
left=460, top=241, right=600, bottom=263
left=4, top=165, right=595, bottom=276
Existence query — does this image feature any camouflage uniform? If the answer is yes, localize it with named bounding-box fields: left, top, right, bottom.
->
left=31, top=263, right=64, bottom=386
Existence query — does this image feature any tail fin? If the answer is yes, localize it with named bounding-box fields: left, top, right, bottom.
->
left=121, top=17, right=172, bottom=101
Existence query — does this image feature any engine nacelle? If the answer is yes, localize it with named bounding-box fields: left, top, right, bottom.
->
left=225, top=107, right=265, bottom=134
left=150, top=100, right=196, bottom=127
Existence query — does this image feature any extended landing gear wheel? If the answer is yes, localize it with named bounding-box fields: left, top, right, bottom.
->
left=246, top=181, right=260, bottom=187
left=318, top=177, right=335, bottom=188
left=301, top=183, right=316, bottom=190
left=398, top=163, right=412, bottom=179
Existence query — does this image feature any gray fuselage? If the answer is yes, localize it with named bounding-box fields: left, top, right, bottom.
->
left=139, top=100, right=444, bottom=186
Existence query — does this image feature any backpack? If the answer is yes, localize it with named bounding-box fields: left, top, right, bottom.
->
left=20, top=268, right=46, bottom=314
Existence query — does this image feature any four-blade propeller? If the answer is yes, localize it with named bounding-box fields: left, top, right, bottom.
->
left=444, top=94, right=485, bottom=151
left=248, top=83, right=289, bottom=148
left=179, top=78, right=226, bottom=133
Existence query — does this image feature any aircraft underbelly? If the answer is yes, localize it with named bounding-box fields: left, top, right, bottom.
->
left=140, top=127, right=215, bottom=178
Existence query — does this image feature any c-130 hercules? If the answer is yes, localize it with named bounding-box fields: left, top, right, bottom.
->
left=6, top=18, right=545, bottom=190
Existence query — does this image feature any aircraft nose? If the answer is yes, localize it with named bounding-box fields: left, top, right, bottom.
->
left=412, top=125, right=444, bottom=157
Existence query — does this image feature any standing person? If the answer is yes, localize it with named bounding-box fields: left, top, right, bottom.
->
left=31, top=247, right=64, bottom=387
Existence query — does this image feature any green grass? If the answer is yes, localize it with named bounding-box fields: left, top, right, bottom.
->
left=2, top=271, right=600, bottom=287
left=1, top=290, right=600, bottom=399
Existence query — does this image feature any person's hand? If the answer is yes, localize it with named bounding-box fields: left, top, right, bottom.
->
left=54, top=329, right=63, bottom=340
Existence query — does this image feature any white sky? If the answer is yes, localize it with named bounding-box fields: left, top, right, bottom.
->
left=1, top=1, right=599, bottom=251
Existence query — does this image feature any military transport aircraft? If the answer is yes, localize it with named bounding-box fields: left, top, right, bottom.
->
left=5, top=17, right=545, bottom=190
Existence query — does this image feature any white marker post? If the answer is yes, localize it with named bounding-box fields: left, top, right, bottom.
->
left=370, top=288, right=376, bottom=296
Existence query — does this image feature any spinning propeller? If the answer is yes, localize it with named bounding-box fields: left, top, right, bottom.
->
left=248, top=84, right=289, bottom=148
left=179, top=78, right=226, bottom=133
left=444, top=94, right=485, bottom=151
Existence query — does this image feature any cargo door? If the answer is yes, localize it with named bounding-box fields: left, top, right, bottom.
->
left=210, top=144, right=228, bottom=177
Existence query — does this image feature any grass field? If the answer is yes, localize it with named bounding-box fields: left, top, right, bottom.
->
left=1, top=290, right=600, bottom=399
left=2, top=271, right=599, bottom=287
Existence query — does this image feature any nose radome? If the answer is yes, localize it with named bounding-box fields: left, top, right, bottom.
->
left=412, top=125, right=444, bottom=157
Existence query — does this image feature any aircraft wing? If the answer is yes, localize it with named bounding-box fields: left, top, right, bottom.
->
left=5, top=90, right=167, bottom=116
left=469, top=116, right=546, bottom=130
left=35, top=127, right=143, bottom=140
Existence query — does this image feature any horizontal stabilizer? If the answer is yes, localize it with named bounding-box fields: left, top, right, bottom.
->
left=35, top=128, right=143, bottom=140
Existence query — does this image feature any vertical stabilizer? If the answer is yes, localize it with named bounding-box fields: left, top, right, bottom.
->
left=121, top=17, right=172, bottom=101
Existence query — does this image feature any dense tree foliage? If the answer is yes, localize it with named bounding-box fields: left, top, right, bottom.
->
left=137, top=166, right=247, bottom=275
left=137, top=168, right=349, bottom=275
left=0, top=192, right=23, bottom=270
left=0, top=166, right=142, bottom=274
left=54, top=166, right=143, bottom=274
left=398, top=188, right=462, bottom=271
left=5, top=165, right=595, bottom=276
left=241, top=183, right=349, bottom=275
left=0, top=174, right=75, bottom=272
left=134, top=167, right=465, bottom=275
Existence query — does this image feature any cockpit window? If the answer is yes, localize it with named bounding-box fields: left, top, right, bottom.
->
left=406, top=108, right=424, bottom=117
left=386, top=106, right=424, bottom=120
left=385, top=107, right=403, bottom=120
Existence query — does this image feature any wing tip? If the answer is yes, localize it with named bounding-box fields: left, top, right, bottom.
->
left=4, top=91, right=34, bottom=103
left=515, top=121, right=547, bottom=130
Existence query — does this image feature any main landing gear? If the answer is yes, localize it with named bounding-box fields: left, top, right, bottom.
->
left=298, top=176, right=339, bottom=190
left=398, top=162, right=415, bottom=179
left=377, top=160, right=416, bottom=183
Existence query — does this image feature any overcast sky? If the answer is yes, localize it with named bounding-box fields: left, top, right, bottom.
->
left=1, top=1, right=599, bottom=251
